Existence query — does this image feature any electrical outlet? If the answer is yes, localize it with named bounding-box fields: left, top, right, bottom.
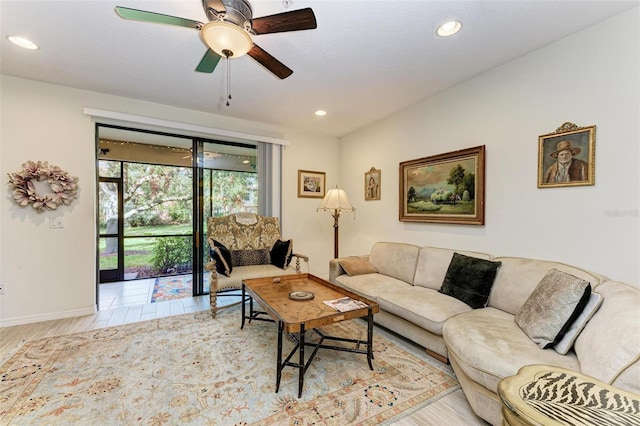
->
left=0, top=283, right=5, bottom=295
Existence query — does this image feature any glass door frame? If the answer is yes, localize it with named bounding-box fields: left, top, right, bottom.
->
left=193, top=139, right=205, bottom=296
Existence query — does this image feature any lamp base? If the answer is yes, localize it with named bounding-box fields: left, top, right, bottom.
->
left=333, top=210, right=340, bottom=258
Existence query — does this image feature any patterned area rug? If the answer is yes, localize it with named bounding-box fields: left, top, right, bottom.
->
left=151, top=275, right=191, bottom=302
left=0, top=306, right=459, bottom=425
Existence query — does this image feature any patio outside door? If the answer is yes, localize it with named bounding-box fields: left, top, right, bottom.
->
left=98, top=173, right=123, bottom=282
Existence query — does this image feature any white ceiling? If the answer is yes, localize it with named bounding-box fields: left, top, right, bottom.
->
left=1, top=1, right=637, bottom=138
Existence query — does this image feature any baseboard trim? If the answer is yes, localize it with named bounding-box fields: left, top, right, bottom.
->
left=0, top=306, right=97, bottom=328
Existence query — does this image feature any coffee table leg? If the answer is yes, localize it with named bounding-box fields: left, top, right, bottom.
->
left=367, top=307, right=374, bottom=369
left=276, top=320, right=283, bottom=393
left=298, top=323, right=306, bottom=398
left=241, top=284, right=246, bottom=329
left=249, top=296, right=254, bottom=323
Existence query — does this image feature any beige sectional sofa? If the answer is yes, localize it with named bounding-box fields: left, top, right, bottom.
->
left=329, top=242, right=640, bottom=426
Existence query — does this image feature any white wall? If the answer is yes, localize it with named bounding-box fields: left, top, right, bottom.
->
left=338, top=8, right=640, bottom=285
left=0, top=76, right=339, bottom=326
left=280, top=128, right=342, bottom=278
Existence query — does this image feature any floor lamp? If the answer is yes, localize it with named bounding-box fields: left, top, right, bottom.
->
left=317, top=186, right=355, bottom=258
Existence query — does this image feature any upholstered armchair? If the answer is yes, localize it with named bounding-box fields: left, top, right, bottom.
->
left=205, top=212, right=309, bottom=317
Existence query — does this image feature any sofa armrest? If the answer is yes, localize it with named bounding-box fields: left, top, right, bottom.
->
left=329, top=255, right=369, bottom=283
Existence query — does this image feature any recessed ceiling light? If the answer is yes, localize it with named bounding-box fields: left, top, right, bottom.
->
left=314, top=110, right=327, bottom=117
left=436, top=20, right=462, bottom=37
left=7, top=35, right=39, bottom=50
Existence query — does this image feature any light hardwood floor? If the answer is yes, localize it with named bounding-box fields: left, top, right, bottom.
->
left=0, top=295, right=488, bottom=426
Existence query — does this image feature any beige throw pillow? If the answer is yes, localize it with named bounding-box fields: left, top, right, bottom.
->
left=515, top=269, right=591, bottom=349
left=339, top=258, right=378, bottom=276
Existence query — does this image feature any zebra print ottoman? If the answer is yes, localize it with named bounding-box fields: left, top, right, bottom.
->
left=498, top=364, right=640, bottom=426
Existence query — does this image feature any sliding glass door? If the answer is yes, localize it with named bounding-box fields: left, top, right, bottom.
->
left=196, top=140, right=258, bottom=293
left=96, top=125, right=260, bottom=306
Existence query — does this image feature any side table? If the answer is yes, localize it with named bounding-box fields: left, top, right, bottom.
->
left=498, top=364, right=640, bottom=426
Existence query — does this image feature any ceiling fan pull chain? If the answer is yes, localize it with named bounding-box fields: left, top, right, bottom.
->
left=224, top=49, right=232, bottom=107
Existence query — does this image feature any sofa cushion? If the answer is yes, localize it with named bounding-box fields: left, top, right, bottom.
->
left=368, top=242, right=420, bottom=284
left=270, top=239, right=293, bottom=269
left=215, top=264, right=299, bottom=291
left=443, top=308, right=580, bottom=394
left=413, top=246, right=492, bottom=290
left=231, top=248, right=270, bottom=267
left=574, top=281, right=640, bottom=393
left=554, top=291, right=603, bottom=355
left=488, top=257, right=604, bottom=315
left=515, top=269, right=591, bottom=349
left=334, top=273, right=410, bottom=300
left=339, top=257, right=378, bottom=276
left=439, top=253, right=502, bottom=309
left=378, top=286, right=471, bottom=335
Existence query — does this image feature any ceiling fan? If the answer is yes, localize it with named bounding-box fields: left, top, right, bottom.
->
left=115, top=0, right=317, bottom=80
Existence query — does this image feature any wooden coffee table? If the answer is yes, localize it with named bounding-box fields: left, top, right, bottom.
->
left=241, top=273, right=379, bottom=398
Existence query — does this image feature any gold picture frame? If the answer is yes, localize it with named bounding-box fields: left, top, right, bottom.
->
left=297, top=170, right=326, bottom=198
left=364, top=167, right=381, bottom=201
left=538, top=122, right=595, bottom=188
left=399, top=145, right=485, bottom=225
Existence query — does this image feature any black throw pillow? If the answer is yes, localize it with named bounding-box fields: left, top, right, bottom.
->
left=439, top=253, right=502, bottom=309
left=270, top=239, right=292, bottom=269
left=209, top=239, right=232, bottom=276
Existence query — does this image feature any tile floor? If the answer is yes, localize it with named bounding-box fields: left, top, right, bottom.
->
left=98, top=274, right=213, bottom=311
left=99, top=278, right=157, bottom=310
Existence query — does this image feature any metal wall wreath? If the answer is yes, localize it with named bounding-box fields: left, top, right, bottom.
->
left=7, top=161, right=79, bottom=212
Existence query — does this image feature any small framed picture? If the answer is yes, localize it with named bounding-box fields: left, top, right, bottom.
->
left=364, top=167, right=381, bottom=201
left=538, top=122, right=595, bottom=188
left=297, top=170, right=326, bottom=198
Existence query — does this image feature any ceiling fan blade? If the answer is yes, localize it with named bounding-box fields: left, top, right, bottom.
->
left=195, top=49, right=222, bottom=73
left=251, top=8, right=317, bottom=35
left=248, top=44, right=293, bottom=79
left=115, top=6, right=203, bottom=29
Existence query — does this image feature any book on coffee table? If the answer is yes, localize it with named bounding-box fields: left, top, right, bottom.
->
left=323, top=297, right=369, bottom=312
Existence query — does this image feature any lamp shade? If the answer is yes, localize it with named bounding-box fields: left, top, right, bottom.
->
left=317, top=187, right=354, bottom=213
left=200, top=21, right=253, bottom=58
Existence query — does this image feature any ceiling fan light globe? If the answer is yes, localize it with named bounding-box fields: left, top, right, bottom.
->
left=201, top=21, right=252, bottom=58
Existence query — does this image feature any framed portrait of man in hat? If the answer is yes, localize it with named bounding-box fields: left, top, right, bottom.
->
left=538, top=122, right=595, bottom=188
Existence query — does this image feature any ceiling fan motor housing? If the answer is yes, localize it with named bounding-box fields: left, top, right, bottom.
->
left=203, top=0, right=254, bottom=33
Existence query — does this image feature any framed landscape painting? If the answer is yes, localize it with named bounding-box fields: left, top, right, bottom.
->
left=399, top=145, right=485, bottom=225
left=538, top=122, right=595, bottom=188
left=297, top=170, right=326, bottom=198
